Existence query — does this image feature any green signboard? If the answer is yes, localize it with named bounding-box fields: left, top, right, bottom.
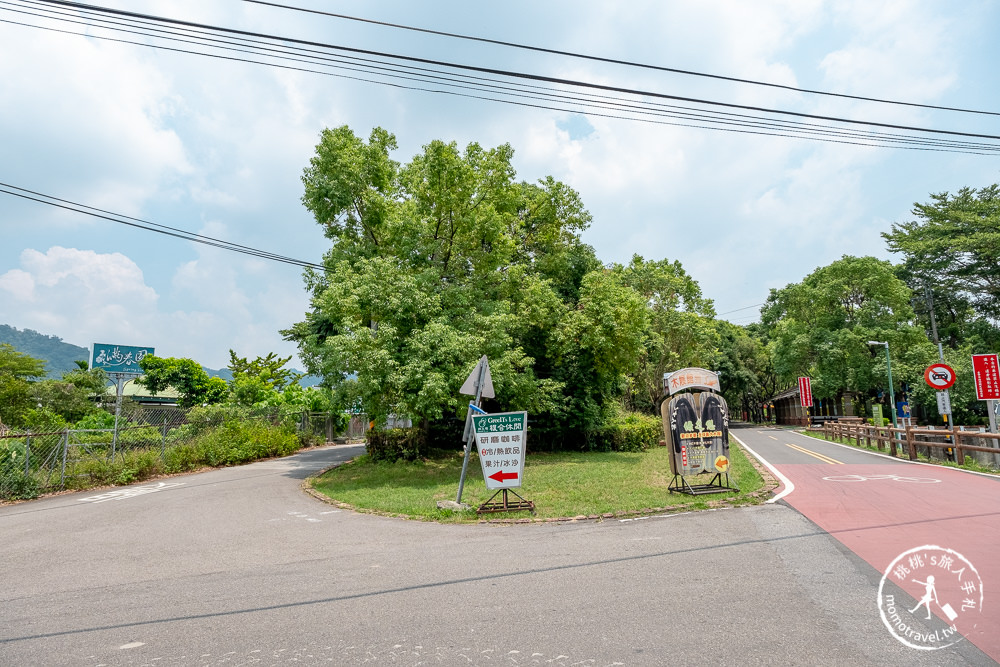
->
left=872, top=404, right=884, bottom=426
left=472, top=411, right=527, bottom=490
left=92, top=343, right=155, bottom=374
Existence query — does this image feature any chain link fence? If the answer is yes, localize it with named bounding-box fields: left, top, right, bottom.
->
left=0, top=406, right=345, bottom=501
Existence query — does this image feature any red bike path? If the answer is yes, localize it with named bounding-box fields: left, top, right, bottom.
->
left=735, top=427, right=1000, bottom=662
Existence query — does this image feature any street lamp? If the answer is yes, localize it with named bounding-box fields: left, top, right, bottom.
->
left=868, top=341, right=897, bottom=429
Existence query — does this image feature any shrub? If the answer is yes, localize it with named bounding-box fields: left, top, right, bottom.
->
left=589, top=411, right=663, bottom=452
left=366, top=427, right=425, bottom=462
left=0, top=439, right=39, bottom=500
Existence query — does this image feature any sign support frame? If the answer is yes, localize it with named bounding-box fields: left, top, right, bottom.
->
left=456, top=356, right=489, bottom=504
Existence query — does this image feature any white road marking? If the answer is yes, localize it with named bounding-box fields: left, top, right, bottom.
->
left=732, top=433, right=795, bottom=503
left=118, top=642, right=145, bottom=650
left=79, top=482, right=185, bottom=504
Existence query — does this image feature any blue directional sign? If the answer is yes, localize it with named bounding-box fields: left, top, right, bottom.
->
left=92, top=344, right=155, bottom=374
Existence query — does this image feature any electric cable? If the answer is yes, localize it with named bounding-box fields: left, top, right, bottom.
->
left=13, top=0, right=1000, bottom=145
left=242, top=0, right=1000, bottom=119
left=2, top=4, right=998, bottom=155
left=6, top=0, right=997, bottom=153
left=0, top=182, right=327, bottom=270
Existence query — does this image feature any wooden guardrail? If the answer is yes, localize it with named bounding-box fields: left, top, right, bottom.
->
left=821, top=420, right=1000, bottom=464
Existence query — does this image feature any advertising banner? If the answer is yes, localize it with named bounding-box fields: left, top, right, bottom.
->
left=798, top=376, right=813, bottom=408
left=92, top=344, right=155, bottom=375
left=662, top=392, right=730, bottom=476
left=472, top=411, right=527, bottom=490
left=972, top=353, right=1000, bottom=400
left=663, top=368, right=721, bottom=396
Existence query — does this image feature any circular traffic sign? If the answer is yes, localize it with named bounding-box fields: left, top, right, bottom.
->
left=924, top=363, right=956, bottom=389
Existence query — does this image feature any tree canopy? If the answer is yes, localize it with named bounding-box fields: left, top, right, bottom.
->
left=285, top=126, right=719, bottom=441
left=137, top=355, right=228, bottom=408
left=761, top=255, right=931, bottom=400
left=884, top=185, right=1000, bottom=321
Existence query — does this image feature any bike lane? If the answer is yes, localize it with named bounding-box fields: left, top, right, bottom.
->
left=735, top=427, right=1000, bottom=662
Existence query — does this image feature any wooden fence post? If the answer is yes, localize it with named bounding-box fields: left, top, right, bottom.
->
left=954, top=427, right=965, bottom=465
left=905, top=424, right=916, bottom=460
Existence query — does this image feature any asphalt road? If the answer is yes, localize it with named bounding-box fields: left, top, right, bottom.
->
left=733, top=426, right=1000, bottom=662
left=1, top=440, right=994, bottom=666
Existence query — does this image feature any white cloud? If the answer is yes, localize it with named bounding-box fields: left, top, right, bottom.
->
left=0, top=246, right=305, bottom=369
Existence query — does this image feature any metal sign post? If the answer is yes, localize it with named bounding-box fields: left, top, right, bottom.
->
left=93, top=344, right=154, bottom=461
left=456, top=356, right=494, bottom=504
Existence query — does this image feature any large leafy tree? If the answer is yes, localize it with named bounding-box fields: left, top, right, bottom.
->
left=285, top=126, right=635, bottom=435
left=884, top=185, right=1000, bottom=321
left=761, top=256, right=931, bottom=404
left=712, top=322, right=778, bottom=423
left=615, top=255, right=718, bottom=413
left=137, top=356, right=228, bottom=408
left=0, top=344, right=47, bottom=428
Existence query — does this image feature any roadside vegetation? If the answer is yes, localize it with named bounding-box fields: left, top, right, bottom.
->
left=311, top=439, right=765, bottom=523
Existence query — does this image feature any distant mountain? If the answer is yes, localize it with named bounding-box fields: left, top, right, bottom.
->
left=2, top=324, right=322, bottom=386
left=0, top=325, right=90, bottom=378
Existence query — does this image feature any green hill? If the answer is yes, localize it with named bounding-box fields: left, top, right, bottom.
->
left=0, top=325, right=90, bottom=378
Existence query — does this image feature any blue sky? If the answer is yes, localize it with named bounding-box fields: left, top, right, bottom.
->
left=2, top=0, right=999, bottom=369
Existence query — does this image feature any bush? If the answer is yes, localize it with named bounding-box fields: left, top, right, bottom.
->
left=187, top=420, right=301, bottom=467
left=0, top=439, right=39, bottom=500
left=588, top=412, right=663, bottom=452
left=366, top=427, right=425, bottom=462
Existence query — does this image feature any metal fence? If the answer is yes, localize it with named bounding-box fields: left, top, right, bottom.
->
left=0, top=407, right=345, bottom=501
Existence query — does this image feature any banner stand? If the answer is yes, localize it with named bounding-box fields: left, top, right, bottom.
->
left=477, top=488, right=535, bottom=514
left=668, top=471, right=738, bottom=495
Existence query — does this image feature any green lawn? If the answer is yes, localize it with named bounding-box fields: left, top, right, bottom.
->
left=310, top=441, right=768, bottom=522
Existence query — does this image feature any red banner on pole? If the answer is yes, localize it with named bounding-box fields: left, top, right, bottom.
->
left=798, top=376, right=813, bottom=408
left=972, top=353, right=1000, bottom=400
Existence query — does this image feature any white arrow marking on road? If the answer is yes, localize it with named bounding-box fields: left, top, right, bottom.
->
left=79, top=482, right=185, bottom=504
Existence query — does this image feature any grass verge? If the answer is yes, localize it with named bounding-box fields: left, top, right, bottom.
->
left=310, top=440, right=768, bottom=523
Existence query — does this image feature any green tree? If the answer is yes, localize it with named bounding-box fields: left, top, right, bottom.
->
left=228, top=350, right=301, bottom=391
left=136, top=356, right=228, bottom=408
left=0, top=344, right=47, bottom=428
left=712, top=322, right=778, bottom=423
left=884, top=185, right=1000, bottom=320
left=615, top=255, right=717, bottom=414
left=761, top=256, right=931, bottom=411
left=286, top=126, right=628, bottom=439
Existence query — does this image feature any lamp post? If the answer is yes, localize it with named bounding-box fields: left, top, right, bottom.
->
left=868, top=341, right=897, bottom=429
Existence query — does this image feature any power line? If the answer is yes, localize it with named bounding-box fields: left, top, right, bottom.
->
left=243, top=0, right=1000, bottom=119
left=9, top=4, right=997, bottom=154
left=717, top=303, right=765, bottom=316
left=11, top=0, right=1000, bottom=149
left=0, top=182, right=326, bottom=270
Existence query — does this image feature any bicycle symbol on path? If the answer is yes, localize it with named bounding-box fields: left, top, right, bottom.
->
left=822, top=473, right=941, bottom=483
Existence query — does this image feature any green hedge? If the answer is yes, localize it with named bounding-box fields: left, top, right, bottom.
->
left=366, top=428, right=425, bottom=463
left=588, top=412, right=663, bottom=452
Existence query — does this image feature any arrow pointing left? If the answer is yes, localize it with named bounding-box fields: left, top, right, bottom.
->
left=488, top=470, right=519, bottom=483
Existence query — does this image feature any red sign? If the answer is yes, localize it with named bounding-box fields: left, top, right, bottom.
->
left=798, top=376, right=813, bottom=408
left=924, top=363, right=956, bottom=390
left=972, top=354, right=1000, bottom=400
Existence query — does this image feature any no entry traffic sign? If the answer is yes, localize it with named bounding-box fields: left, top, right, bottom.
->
left=924, top=363, right=956, bottom=390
